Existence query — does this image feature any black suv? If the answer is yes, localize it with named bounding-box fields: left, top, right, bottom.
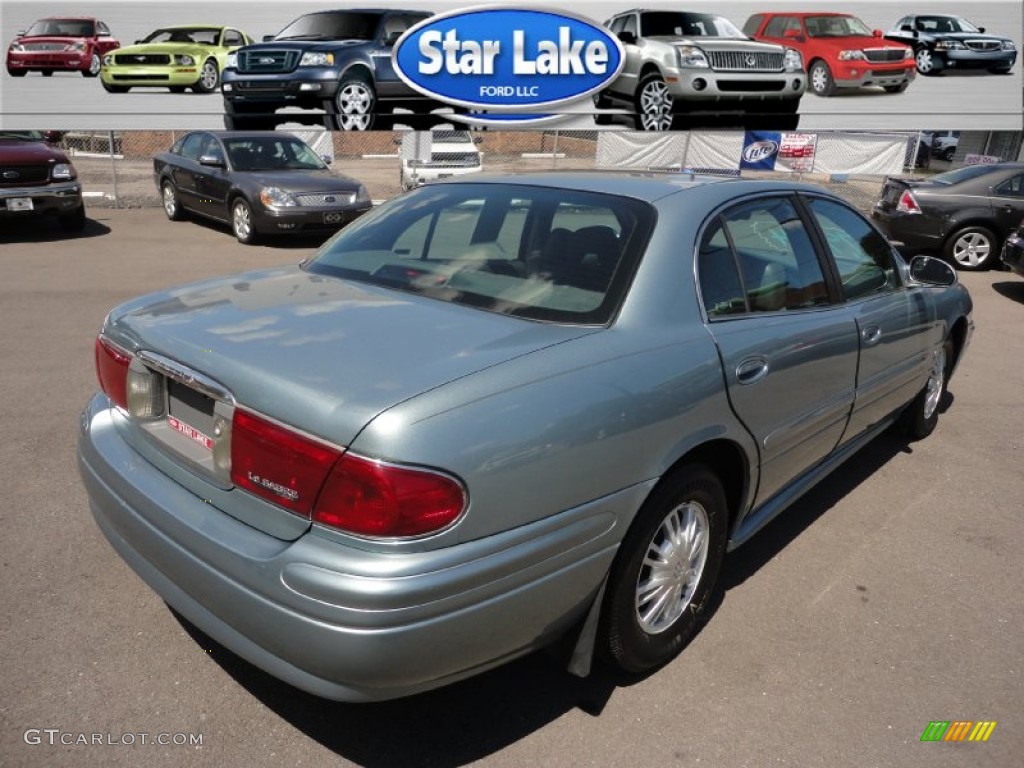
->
left=221, top=9, right=434, bottom=130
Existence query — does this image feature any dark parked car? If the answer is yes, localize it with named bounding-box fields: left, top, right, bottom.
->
left=6, top=17, right=119, bottom=77
left=872, top=163, right=1024, bottom=270
left=1000, top=218, right=1024, bottom=276
left=0, top=130, right=85, bottom=231
left=79, top=172, right=973, bottom=702
left=221, top=9, right=434, bottom=131
left=885, top=14, right=1017, bottom=75
left=154, top=130, right=372, bottom=244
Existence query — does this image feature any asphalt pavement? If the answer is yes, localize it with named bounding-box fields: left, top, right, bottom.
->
left=0, top=208, right=1021, bottom=767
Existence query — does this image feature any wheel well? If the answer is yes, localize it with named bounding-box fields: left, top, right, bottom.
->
left=660, top=440, right=749, bottom=531
left=638, top=63, right=662, bottom=81
left=943, top=219, right=1000, bottom=247
left=340, top=64, right=373, bottom=84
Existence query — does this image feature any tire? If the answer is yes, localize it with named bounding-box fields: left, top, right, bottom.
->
left=903, top=339, right=953, bottom=440
left=102, top=81, right=129, bottom=93
left=944, top=225, right=999, bottom=270
left=41, top=69, right=54, bottom=77
left=593, top=91, right=613, bottom=126
left=161, top=180, right=184, bottom=221
left=7, top=68, right=26, bottom=77
left=988, top=67, right=1012, bottom=74
left=57, top=205, right=86, bottom=232
left=601, top=464, right=727, bottom=674
left=883, top=81, right=909, bottom=94
left=83, top=53, right=101, bottom=77
left=169, top=86, right=186, bottom=94
left=941, top=147, right=955, bottom=162
left=634, top=72, right=676, bottom=131
left=809, top=60, right=836, bottom=97
left=230, top=197, right=258, bottom=244
left=193, top=58, right=219, bottom=94
left=328, top=75, right=378, bottom=130
left=915, top=48, right=943, bottom=76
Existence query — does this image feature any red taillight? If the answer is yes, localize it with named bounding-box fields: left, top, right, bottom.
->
left=896, top=190, right=921, bottom=214
left=95, top=336, right=131, bottom=409
left=230, top=410, right=341, bottom=517
left=313, top=454, right=466, bottom=538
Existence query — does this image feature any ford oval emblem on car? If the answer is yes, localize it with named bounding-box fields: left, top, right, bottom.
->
left=3, top=170, right=20, bottom=179
left=393, top=7, right=625, bottom=110
left=742, top=141, right=779, bottom=163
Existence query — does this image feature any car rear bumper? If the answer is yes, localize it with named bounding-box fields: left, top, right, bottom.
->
left=870, top=207, right=945, bottom=251
left=6, top=51, right=91, bottom=71
left=0, top=180, right=83, bottom=216
left=77, top=394, right=622, bottom=701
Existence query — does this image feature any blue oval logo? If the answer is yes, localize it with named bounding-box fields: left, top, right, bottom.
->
left=742, top=141, right=779, bottom=163
left=394, top=8, right=624, bottom=110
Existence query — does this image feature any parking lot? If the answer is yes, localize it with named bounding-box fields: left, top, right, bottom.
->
left=1, top=208, right=1021, bottom=767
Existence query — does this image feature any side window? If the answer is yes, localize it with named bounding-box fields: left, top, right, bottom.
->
left=200, top=135, right=223, bottom=163
left=806, top=198, right=900, bottom=300
left=97, top=21, right=110, bottom=36
left=382, top=15, right=412, bottom=44
left=763, top=17, right=790, bottom=38
left=995, top=174, right=1024, bottom=197
left=222, top=29, right=244, bottom=47
left=179, top=133, right=206, bottom=161
left=698, top=219, right=746, bottom=317
left=608, top=16, right=626, bottom=36
left=621, top=14, right=638, bottom=40
left=720, top=197, right=831, bottom=312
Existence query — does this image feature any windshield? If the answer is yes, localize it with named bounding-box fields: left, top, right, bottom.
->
left=0, top=131, right=47, bottom=141
left=275, top=12, right=381, bottom=41
left=805, top=15, right=873, bottom=38
left=306, top=183, right=654, bottom=324
left=914, top=16, right=980, bottom=34
left=929, top=165, right=1000, bottom=185
left=430, top=131, right=473, bottom=143
left=23, top=19, right=95, bottom=37
left=224, top=137, right=326, bottom=171
left=141, top=28, right=222, bottom=45
left=640, top=12, right=746, bottom=39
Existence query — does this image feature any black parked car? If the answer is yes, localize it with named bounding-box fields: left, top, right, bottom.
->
left=1001, top=218, right=1024, bottom=277
left=872, top=163, right=1024, bottom=270
left=885, top=14, right=1017, bottom=76
left=221, top=10, right=434, bottom=131
left=154, top=131, right=372, bottom=244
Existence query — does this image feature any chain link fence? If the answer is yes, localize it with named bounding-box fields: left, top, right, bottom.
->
left=59, top=128, right=999, bottom=215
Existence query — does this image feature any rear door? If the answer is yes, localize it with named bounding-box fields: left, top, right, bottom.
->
left=697, top=195, right=859, bottom=503
left=991, top=171, right=1024, bottom=238
left=803, top=195, right=934, bottom=438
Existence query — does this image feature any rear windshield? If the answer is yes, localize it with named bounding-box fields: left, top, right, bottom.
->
left=306, top=183, right=655, bottom=324
left=930, top=165, right=1002, bottom=185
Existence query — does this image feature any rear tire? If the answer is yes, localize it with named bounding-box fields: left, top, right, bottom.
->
left=600, top=464, right=727, bottom=674
left=944, top=225, right=999, bottom=270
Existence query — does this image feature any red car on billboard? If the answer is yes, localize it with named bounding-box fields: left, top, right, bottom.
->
left=743, top=12, right=915, bottom=97
left=6, top=17, right=119, bottom=78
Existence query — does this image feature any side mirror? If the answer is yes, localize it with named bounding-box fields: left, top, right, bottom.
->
left=98, top=31, right=109, bottom=37
left=42, top=130, right=64, bottom=143
left=900, top=24, right=915, bottom=33
left=16, top=29, right=25, bottom=36
left=783, top=29, right=804, bottom=41
left=134, top=40, right=143, bottom=44
left=262, top=34, right=275, bottom=42
left=320, top=154, right=332, bottom=166
left=910, top=255, right=957, bottom=286
left=383, top=31, right=402, bottom=46
left=618, top=30, right=636, bottom=45
left=199, top=154, right=226, bottom=168
left=872, top=29, right=882, bottom=37
left=978, top=27, right=986, bottom=33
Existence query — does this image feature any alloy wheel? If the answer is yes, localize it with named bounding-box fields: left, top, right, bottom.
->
left=634, top=501, right=710, bottom=634
left=335, top=82, right=374, bottom=130
left=916, top=49, right=935, bottom=74
left=162, top=184, right=178, bottom=219
left=232, top=201, right=252, bottom=241
left=200, top=60, right=219, bottom=91
left=952, top=231, right=991, bottom=267
left=639, top=80, right=674, bottom=131
left=923, top=346, right=947, bottom=421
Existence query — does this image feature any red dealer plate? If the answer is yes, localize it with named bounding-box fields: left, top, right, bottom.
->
left=168, top=415, right=213, bottom=451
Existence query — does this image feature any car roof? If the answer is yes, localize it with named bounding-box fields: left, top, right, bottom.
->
left=435, top=170, right=835, bottom=203
left=204, top=131, right=309, bottom=141
left=762, top=12, right=853, bottom=18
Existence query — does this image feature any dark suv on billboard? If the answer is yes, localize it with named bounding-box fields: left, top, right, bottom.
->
left=221, top=9, right=434, bottom=131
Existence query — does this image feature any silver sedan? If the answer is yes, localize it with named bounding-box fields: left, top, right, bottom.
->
left=78, top=172, right=973, bottom=701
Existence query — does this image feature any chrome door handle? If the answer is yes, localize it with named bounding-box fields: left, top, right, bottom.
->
left=861, top=325, right=882, bottom=346
left=736, top=356, right=769, bottom=385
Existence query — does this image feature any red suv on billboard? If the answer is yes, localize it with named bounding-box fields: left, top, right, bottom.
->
left=6, top=17, right=119, bottom=78
left=743, top=12, right=915, bottom=97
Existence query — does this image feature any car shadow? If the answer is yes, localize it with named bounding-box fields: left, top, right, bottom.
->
left=179, top=213, right=335, bottom=250
left=992, top=280, right=1024, bottom=304
left=0, top=215, right=111, bottom=243
left=167, top=410, right=949, bottom=763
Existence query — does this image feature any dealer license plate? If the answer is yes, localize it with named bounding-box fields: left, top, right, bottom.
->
left=7, top=197, right=33, bottom=212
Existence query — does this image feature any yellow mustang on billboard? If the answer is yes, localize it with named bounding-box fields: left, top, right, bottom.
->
left=100, top=26, right=252, bottom=93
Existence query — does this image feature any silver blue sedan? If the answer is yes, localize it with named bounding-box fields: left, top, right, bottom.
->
left=78, top=172, right=973, bottom=701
